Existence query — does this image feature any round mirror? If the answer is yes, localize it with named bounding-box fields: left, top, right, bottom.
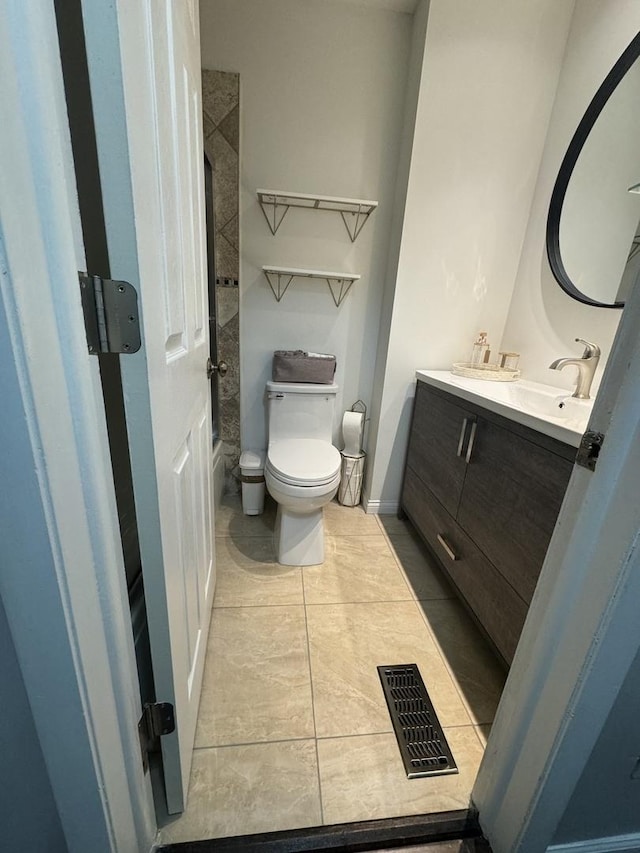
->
left=547, top=32, right=640, bottom=308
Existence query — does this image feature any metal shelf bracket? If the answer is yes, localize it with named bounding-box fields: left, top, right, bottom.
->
left=326, top=277, right=355, bottom=307
left=340, top=206, right=372, bottom=242
left=259, top=196, right=290, bottom=236
left=264, top=269, right=295, bottom=302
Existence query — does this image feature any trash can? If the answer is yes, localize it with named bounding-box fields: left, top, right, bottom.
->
left=338, top=452, right=366, bottom=507
left=239, top=449, right=266, bottom=516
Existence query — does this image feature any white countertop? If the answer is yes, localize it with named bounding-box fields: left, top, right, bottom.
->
left=416, top=370, right=592, bottom=448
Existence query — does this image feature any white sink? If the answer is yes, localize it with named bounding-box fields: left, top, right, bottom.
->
left=506, top=383, right=591, bottom=423
left=472, top=379, right=592, bottom=424
left=415, top=371, right=593, bottom=447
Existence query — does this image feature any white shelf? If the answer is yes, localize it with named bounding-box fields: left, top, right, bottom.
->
left=257, top=189, right=378, bottom=241
left=262, top=265, right=360, bottom=306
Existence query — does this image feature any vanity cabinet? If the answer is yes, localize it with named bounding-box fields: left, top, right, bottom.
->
left=401, top=381, right=575, bottom=665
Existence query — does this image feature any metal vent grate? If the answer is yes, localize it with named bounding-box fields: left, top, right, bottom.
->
left=378, top=664, right=458, bottom=779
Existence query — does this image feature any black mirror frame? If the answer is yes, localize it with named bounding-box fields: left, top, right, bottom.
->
left=546, top=30, right=640, bottom=310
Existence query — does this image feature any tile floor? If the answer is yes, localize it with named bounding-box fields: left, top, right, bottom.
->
left=160, top=497, right=506, bottom=844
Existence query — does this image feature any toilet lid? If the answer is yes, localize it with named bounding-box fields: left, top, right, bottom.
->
left=267, top=439, right=341, bottom=486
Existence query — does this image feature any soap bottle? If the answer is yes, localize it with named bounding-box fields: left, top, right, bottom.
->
left=470, top=332, right=490, bottom=366
left=483, top=335, right=491, bottom=364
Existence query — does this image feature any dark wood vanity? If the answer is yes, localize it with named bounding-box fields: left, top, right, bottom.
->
left=401, top=379, right=576, bottom=665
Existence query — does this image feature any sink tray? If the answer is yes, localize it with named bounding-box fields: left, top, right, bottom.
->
left=451, top=362, right=520, bottom=382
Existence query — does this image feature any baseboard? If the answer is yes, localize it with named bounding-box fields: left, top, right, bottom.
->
left=548, top=833, right=640, bottom=853
left=363, top=497, right=399, bottom=515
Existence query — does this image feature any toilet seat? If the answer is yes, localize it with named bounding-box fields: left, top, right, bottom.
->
left=267, top=439, right=341, bottom=487
left=265, top=468, right=341, bottom=505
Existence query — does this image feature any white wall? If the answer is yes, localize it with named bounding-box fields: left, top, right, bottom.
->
left=366, top=0, right=575, bottom=509
left=559, top=61, right=640, bottom=306
left=200, top=0, right=412, bottom=453
left=553, top=644, right=640, bottom=845
left=499, top=0, right=640, bottom=394
left=365, top=0, right=431, bottom=503
left=0, top=597, right=67, bottom=852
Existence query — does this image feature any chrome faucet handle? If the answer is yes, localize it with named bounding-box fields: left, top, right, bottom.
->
left=575, top=338, right=601, bottom=359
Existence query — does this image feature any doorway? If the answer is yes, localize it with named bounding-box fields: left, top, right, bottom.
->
left=6, top=3, right=640, bottom=850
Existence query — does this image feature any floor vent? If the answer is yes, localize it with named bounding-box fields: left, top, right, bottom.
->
left=378, top=663, right=458, bottom=779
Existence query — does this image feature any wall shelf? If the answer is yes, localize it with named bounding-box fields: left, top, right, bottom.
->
left=262, top=265, right=360, bottom=306
left=257, top=189, right=378, bottom=242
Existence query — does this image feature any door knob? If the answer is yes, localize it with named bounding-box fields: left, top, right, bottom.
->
left=207, top=358, right=228, bottom=379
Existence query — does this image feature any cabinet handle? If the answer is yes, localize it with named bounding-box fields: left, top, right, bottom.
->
left=465, top=421, right=477, bottom=464
left=437, top=533, right=458, bottom=561
left=456, top=418, right=469, bottom=457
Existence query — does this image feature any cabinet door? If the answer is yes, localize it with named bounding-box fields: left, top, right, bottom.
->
left=457, top=417, right=573, bottom=603
left=406, top=384, right=473, bottom=518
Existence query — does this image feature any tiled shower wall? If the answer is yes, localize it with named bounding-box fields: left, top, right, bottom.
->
left=202, top=70, right=240, bottom=493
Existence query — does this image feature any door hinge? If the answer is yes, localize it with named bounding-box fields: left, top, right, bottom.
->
left=138, top=702, right=175, bottom=774
left=79, top=272, right=141, bottom=354
left=576, top=429, right=604, bottom=471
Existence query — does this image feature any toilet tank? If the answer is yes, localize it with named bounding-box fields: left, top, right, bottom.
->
left=267, top=381, right=338, bottom=443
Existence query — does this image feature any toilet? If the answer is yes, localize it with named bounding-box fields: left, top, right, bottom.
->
left=265, top=381, right=341, bottom=566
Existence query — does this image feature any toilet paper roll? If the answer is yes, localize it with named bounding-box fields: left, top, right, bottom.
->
left=342, top=411, right=365, bottom=456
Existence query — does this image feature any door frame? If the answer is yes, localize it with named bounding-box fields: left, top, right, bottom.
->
left=3, top=2, right=640, bottom=852
left=474, top=271, right=640, bottom=851
left=0, top=3, right=154, bottom=852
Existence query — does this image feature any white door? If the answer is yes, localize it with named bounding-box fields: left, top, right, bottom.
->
left=81, top=0, right=215, bottom=812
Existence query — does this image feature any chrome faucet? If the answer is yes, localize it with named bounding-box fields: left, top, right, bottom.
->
left=549, top=338, right=601, bottom=399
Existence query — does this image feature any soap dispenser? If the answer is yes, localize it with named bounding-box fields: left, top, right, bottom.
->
left=470, top=332, right=490, bottom=366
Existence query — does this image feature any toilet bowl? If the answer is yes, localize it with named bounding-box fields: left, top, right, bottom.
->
left=265, top=383, right=340, bottom=566
left=266, top=438, right=341, bottom=565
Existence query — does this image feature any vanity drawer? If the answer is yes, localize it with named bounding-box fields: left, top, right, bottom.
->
left=402, top=465, right=528, bottom=664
